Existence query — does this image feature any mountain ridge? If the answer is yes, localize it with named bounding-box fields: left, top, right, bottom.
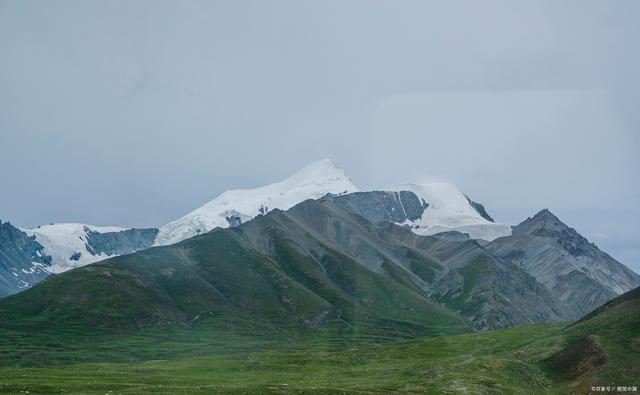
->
left=1, top=159, right=637, bottom=322
left=0, top=199, right=474, bottom=347
left=487, top=208, right=640, bottom=316
left=154, top=158, right=358, bottom=246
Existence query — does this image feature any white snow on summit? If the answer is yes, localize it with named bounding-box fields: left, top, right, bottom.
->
left=154, top=159, right=358, bottom=246
left=23, top=223, right=128, bottom=273
left=16, top=161, right=508, bottom=279
left=386, top=182, right=511, bottom=241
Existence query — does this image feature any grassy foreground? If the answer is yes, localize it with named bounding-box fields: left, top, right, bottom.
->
left=0, top=286, right=637, bottom=394
left=0, top=323, right=575, bottom=394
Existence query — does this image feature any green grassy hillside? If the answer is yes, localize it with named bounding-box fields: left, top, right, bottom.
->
left=243, top=200, right=573, bottom=329
left=0, top=287, right=637, bottom=394
left=545, top=287, right=640, bottom=393
left=0, top=203, right=471, bottom=367
left=0, top=323, right=565, bottom=394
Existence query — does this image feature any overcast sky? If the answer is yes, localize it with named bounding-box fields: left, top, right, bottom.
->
left=1, top=0, right=639, bottom=272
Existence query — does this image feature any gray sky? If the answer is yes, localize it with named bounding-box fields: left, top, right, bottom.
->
left=1, top=1, right=639, bottom=271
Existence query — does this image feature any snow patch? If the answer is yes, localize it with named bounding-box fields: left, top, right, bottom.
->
left=387, top=182, right=511, bottom=241
left=23, top=223, right=129, bottom=273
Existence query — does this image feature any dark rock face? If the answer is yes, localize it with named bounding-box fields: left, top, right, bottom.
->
left=226, top=215, right=243, bottom=227
left=465, top=196, right=495, bottom=222
left=224, top=210, right=250, bottom=227
left=0, top=221, right=52, bottom=297
left=84, top=227, right=159, bottom=257
left=320, top=191, right=427, bottom=224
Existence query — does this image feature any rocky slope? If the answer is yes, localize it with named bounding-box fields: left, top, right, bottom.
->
left=319, top=190, right=428, bottom=224
left=0, top=221, right=51, bottom=297
left=0, top=222, right=158, bottom=295
left=218, top=199, right=572, bottom=329
left=486, top=209, right=640, bottom=316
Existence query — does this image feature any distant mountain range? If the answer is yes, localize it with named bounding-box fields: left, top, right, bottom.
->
left=0, top=159, right=505, bottom=294
left=1, top=159, right=638, bottom=329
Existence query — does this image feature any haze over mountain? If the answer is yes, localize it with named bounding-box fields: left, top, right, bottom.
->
left=1, top=159, right=512, bottom=290
left=1, top=160, right=638, bottom=329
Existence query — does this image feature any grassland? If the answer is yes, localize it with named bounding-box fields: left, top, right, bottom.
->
left=0, top=314, right=635, bottom=395
left=2, top=285, right=639, bottom=394
left=0, top=323, right=569, bottom=394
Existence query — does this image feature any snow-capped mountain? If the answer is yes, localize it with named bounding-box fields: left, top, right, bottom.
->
left=154, top=158, right=358, bottom=246
left=1, top=159, right=513, bottom=291
left=3, top=157, right=637, bottom=312
left=0, top=221, right=158, bottom=296
left=2, top=158, right=359, bottom=295
left=0, top=220, right=52, bottom=297
left=386, top=182, right=512, bottom=241
left=24, top=224, right=124, bottom=273
left=23, top=224, right=158, bottom=273
left=156, top=161, right=509, bottom=246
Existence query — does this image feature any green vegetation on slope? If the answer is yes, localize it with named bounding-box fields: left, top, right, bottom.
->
left=543, top=287, right=640, bottom=394
left=438, top=257, right=491, bottom=313
left=0, top=287, right=638, bottom=394
left=0, top=212, right=470, bottom=367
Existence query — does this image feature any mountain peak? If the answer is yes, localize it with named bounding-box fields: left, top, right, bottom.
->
left=516, top=209, right=569, bottom=234
left=512, top=208, right=598, bottom=257
left=284, top=158, right=353, bottom=187
left=532, top=208, right=560, bottom=222
left=154, top=159, right=358, bottom=246
left=514, top=209, right=568, bottom=234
